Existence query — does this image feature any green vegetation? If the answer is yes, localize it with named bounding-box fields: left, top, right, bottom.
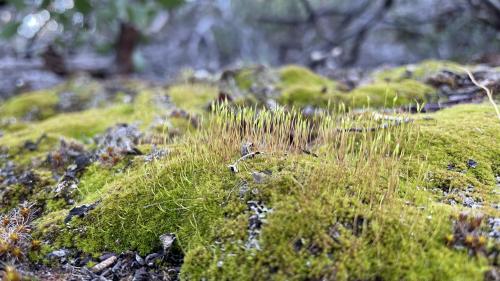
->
left=374, top=60, right=464, bottom=82
left=168, top=84, right=219, bottom=112
left=0, top=62, right=498, bottom=280
left=0, top=90, right=59, bottom=121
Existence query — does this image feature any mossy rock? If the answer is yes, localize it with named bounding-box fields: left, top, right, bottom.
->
left=349, top=79, right=437, bottom=108
left=0, top=90, right=59, bottom=121
left=374, top=60, right=464, bottom=82
left=168, top=84, right=218, bottom=112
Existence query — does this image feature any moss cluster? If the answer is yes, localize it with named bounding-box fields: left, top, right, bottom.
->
left=39, top=103, right=498, bottom=280
left=278, top=64, right=439, bottom=108
left=0, top=90, right=59, bottom=121
left=1, top=64, right=498, bottom=280
left=374, top=60, right=464, bottom=82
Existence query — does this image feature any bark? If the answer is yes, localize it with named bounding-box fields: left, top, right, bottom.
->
left=115, top=22, right=141, bottom=74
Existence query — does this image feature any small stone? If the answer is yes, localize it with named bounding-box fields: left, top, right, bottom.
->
left=145, top=253, right=162, bottom=266
left=228, top=164, right=238, bottom=173
left=467, top=159, right=477, bottom=168
left=135, top=253, right=145, bottom=266
left=91, top=255, right=117, bottom=273
left=251, top=171, right=268, bottom=184
left=159, top=233, right=176, bottom=253
left=241, top=141, right=254, bottom=156
left=48, top=249, right=69, bottom=258
left=64, top=201, right=100, bottom=223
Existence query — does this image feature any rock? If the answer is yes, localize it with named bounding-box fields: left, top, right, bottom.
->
left=245, top=201, right=272, bottom=250
left=96, top=123, right=143, bottom=155
left=228, top=164, right=238, bottom=173
left=48, top=249, right=70, bottom=259
left=251, top=171, right=268, bottom=184
left=144, top=146, right=168, bottom=162
left=467, top=159, right=477, bottom=168
left=64, top=201, right=100, bottom=223
left=135, top=253, right=145, bottom=266
left=159, top=233, right=176, bottom=253
left=241, top=141, right=254, bottom=157
left=91, top=255, right=117, bottom=273
left=145, top=253, right=163, bottom=267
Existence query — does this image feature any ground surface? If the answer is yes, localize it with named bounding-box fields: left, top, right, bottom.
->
left=0, top=61, right=499, bottom=280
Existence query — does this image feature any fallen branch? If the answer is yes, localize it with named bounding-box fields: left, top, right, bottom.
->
left=462, top=67, right=500, bottom=121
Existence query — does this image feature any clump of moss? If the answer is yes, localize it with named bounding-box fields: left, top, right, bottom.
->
left=374, top=60, right=463, bottom=82
left=168, top=84, right=218, bottom=112
left=278, top=65, right=340, bottom=108
left=415, top=104, right=499, bottom=187
left=0, top=204, right=42, bottom=263
left=278, top=65, right=436, bottom=108
left=348, top=79, right=437, bottom=108
left=279, top=65, right=337, bottom=90
left=0, top=90, right=59, bottom=121
left=2, top=73, right=498, bottom=280
left=32, top=103, right=496, bottom=280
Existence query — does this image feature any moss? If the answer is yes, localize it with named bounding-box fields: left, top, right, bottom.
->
left=279, top=65, right=337, bottom=90
left=278, top=65, right=436, bottom=108
left=0, top=104, right=134, bottom=166
left=2, top=75, right=496, bottom=280
left=349, top=79, right=437, bottom=108
left=234, top=68, right=257, bottom=90
left=30, top=103, right=496, bottom=280
left=54, top=143, right=235, bottom=255
left=280, top=86, right=332, bottom=108
left=181, top=151, right=490, bottom=280
left=280, top=79, right=436, bottom=108
left=278, top=66, right=339, bottom=108
left=374, top=60, right=463, bottom=82
left=0, top=90, right=59, bottom=121
left=408, top=104, right=500, bottom=206
left=168, top=84, right=218, bottom=112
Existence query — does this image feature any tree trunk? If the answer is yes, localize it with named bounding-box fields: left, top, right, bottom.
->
left=115, top=22, right=140, bottom=74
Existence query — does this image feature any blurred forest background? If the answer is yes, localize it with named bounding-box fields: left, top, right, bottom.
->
left=1, top=0, right=499, bottom=99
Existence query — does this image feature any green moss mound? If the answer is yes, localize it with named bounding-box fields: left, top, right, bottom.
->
left=1, top=67, right=498, bottom=280
left=374, top=60, right=463, bottom=82
left=0, top=90, right=59, bottom=120
left=34, top=103, right=498, bottom=280
left=278, top=65, right=437, bottom=109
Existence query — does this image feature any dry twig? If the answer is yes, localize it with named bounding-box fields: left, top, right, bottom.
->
left=462, top=67, right=500, bottom=121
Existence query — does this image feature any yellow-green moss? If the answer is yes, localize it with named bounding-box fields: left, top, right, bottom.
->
left=168, top=84, right=218, bottom=112
left=349, top=79, right=437, bottom=108
left=56, top=144, right=234, bottom=255
left=279, top=65, right=337, bottom=90
left=374, top=60, right=463, bottom=82
left=0, top=90, right=59, bottom=120
left=410, top=104, right=500, bottom=205
left=0, top=104, right=134, bottom=166
left=278, top=65, right=340, bottom=108
left=280, top=79, right=436, bottom=108
left=278, top=65, right=437, bottom=108
left=3, top=74, right=497, bottom=280
left=33, top=103, right=497, bottom=281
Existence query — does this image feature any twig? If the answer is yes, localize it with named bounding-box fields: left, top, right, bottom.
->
left=462, top=67, right=500, bottom=121
left=228, top=151, right=262, bottom=173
